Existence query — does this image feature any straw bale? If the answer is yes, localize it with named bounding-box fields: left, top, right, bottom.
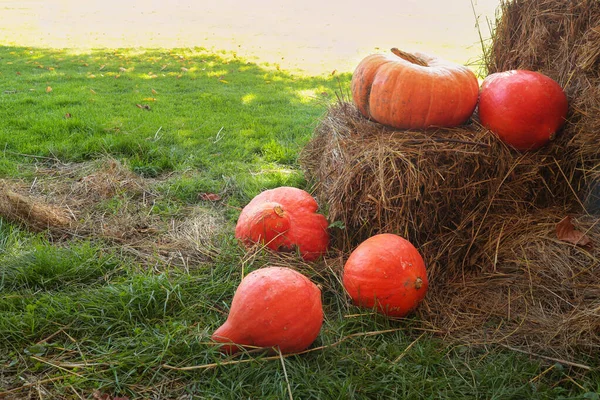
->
left=423, top=208, right=600, bottom=360
left=301, top=102, right=575, bottom=264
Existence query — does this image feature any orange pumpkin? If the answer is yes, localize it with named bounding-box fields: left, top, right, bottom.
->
left=351, top=48, right=479, bottom=129
left=212, top=266, right=323, bottom=354
left=343, top=233, right=428, bottom=317
left=235, top=186, right=329, bottom=261
left=478, top=70, right=568, bottom=151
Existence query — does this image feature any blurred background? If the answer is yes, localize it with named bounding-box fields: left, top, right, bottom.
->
left=0, top=0, right=499, bottom=74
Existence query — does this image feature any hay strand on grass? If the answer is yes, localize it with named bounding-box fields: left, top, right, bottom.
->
left=0, top=158, right=223, bottom=267
left=0, top=184, right=74, bottom=232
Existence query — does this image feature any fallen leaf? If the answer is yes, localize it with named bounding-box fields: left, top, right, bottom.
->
left=142, top=97, right=156, bottom=102
left=16, top=71, right=21, bottom=75
left=151, top=88, right=158, bottom=94
left=119, top=67, right=127, bottom=72
left=90, top=88, right=96, bottom=94
left=92, top=391, right=129, bottom=400
left=136, top=104, right=151, bottom=110
left=99, top=64, right=106, bottom=71
left=45, top=86, right=52, bottom=93
left=160, top=65, right=167, bottom=71
left=92, top=391, right=110, bottom=400
left=556, top=216, right=593, bottom=248
left=219, top=79, right=229, bottom=84
left=198, top=193, right=222, bottom=201
left=181, top=67, right=189, bottom=72
left=88, top=74, right=96, bottom=79
left=64, top=113, right=72, bottom=119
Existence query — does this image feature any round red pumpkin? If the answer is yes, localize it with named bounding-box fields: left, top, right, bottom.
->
left=211, top=266, right=323, bottom=354
left=478, top=70, right=568, bottom=151
left=351, top=48, right=479, bottom=129
left=235, top=186, right=329, bottom=261
left=343, top=233, right=428, bottom=317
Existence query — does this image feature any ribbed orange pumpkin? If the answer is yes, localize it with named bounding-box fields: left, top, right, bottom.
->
left=343, top=233, right=428, bottom=317
left=235, top=187, right=329, bottom=261
left=212, top=267, right=323, bottom=354
left=351, top=48, right=479, bottom=129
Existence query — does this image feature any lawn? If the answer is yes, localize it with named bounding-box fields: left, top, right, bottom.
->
left=0, top=46, right=598, bottom=399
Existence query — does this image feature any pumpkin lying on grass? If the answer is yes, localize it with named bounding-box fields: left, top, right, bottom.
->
left=351, top=48, right=479, bottom=130
left=212, top=266, right=324, bottom=354
left=343, top=233, right=428, bottom=317
left=235, top=186, right=329, bottom=261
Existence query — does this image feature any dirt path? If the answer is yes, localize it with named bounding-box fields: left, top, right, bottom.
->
left=0, top=0, right=499, bottom=74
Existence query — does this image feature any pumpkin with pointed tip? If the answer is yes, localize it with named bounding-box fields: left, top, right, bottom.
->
left=211, top=266, right=323, bottom=354
left=235, top=186, right=329, bottom=261
left=351, top=48, right=479, bottom=130
left=343, top=233, right=428, bottom=317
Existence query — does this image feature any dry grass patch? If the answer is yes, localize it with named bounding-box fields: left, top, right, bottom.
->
left=0, top=158, right=226, bottom=266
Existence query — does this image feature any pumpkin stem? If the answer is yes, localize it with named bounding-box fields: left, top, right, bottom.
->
left=414, top=277, right=424, bottom=290
left=391, top=48, right=428, bottom=67
left=273, top=205, right=285, bottom=217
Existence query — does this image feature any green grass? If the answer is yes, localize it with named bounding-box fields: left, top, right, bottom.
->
left=0, top=46, right=599, bottom=399
left=0, top=46, right=337, bottom=200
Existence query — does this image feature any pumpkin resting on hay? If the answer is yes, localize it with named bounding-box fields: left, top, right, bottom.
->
left=300, top=101, right=572, bottom=276
left=351, top=48, right=479, bottom=130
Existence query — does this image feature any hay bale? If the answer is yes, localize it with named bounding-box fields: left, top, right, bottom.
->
left=301, top=102, right=574, bottom=268
left=487, top=0, right=600, bottom=207
left=423, top=208, right=600, bottom=360
left=299, top=0, right=600, bottom=360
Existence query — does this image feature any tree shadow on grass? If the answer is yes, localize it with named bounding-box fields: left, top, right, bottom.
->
left=0, top=45, right=352, bottom=202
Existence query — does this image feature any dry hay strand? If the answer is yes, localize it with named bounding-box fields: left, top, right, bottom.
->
left=70, top=157, right=147, bottom=201
left=165, top=207, right=227, bottom=267
left=0, top=181, right=74, bottom=233
left=422, top=207, right=600, bottom=361
left=300, top=102, right=576, bottom=261
left=487, top=0, right=600, bottom=206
